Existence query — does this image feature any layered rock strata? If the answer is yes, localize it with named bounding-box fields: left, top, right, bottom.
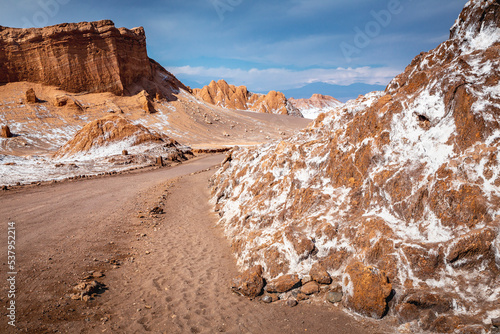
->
left=0, top=20, right=188, bottom=97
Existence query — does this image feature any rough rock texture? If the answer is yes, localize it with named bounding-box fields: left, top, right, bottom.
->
left=193, top=80, right=302, bottom=117
left=1, top=125, right=12, bottom=138
left=288, top=94, right=343, bottom=119
left=0, top=20, right=188, bottom=97
left=137, top=90, right=155, bottom=113
left=300, top=281, right=320, bottom=295
left=264, top=274, right=301, bottom=293
left=231, top=265, right=264, bottom=298
left=211, top=0, right=500, bottom=329
left=309, top=262, right=332, bottom=284
left=54, top=115, right=172, bottom=158
left=343, top=262, right=392, bottom=319
left=25, top=88, right=38, bottom=103
left=54, top=95, right=83, bottom=112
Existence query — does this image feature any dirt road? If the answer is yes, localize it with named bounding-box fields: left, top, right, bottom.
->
left=0, top=155, right=390, bottom=333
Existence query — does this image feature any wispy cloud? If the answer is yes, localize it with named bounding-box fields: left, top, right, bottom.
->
left=167, top=65, right=400, bottom=91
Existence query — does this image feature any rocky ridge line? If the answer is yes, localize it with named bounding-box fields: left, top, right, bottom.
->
left=193, top=79, right=302, bottom=117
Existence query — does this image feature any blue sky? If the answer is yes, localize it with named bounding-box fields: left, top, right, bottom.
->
left=1, top=0, right=466, bottom=98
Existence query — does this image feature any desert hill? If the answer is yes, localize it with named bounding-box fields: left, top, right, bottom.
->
left=193, top=79, right=303, bottom=117
left=53, top=114, right=188, bottom=160
left=288, top=94, right=343, bottom=119
left=212, top=0, right=500, bottom=332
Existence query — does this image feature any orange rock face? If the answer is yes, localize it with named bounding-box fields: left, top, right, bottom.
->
left=212, top=0, right=500, bottom=329
left=0, top=20, right=188, bottom=97
left=309, top=263, right=332, bottom=285
left=231, top=265, right=264, bottom=299
left=193, top=80, right=302, bottom=117
left=343, top=262, right=392, bottom=319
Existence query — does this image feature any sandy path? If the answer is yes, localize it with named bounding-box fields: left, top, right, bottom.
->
left=0, top=155, right=391, bottom=333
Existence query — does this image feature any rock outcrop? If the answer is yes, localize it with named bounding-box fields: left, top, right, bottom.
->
left=54, top=115, right=172, bottom=158
left=0, top=20, right=188, bottom=97
left=211, top=0, right=500, bottom=331
left=288, top=94, right=343, bottom=119
left=193, top=80, right=302, bottom=117
left=137, top=90, right=155, bottom=113
left=54, top=95, right=83, bottom=112
left=343, top=262, right=392, bottom=319
left=1, top=125, right=12, bottom=138
left=231, top=265, right=264, bottom=298
left=25, top=88, right=38, bottom=104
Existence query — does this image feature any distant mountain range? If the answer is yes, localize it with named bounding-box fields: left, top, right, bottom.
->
left=182, top=79, right=386, bottom=104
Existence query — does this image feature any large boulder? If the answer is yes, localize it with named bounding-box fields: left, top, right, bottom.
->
left=264, top=274, right=301, bottom=293
left=25, top=88, right=38, bottom=103
left=137, top=90, right=155, bottom=113
left=309, top=262, right=332, bottom=285
left=343, top=262, right=392, bottom=319
left=54, top=95, right=83, bottom=112
left=231, top=265, right=264, bottom=299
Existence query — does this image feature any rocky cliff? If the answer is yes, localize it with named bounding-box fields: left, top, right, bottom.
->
left=211, top=0, right=500, bottom=332
left=0, top=20, right=187, bottom=97
left=193, top=80, right=302, bottom=117
left=288, top=94, right=343, bottom=119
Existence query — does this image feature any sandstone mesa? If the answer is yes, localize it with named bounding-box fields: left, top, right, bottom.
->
left=0, top=20, right=188, bottom=97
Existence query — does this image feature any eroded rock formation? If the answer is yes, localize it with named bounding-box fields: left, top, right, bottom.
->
left=193, top=80, right=302, bottom=117
left=0, top=20, right=188, bottom=97
left=54, top=115, right=171, bottom=158
left=25, top=88, right=38, bottom=104
left=1, top=125, right=12, bottom=138
left=211, top=0, right=500, bottom=331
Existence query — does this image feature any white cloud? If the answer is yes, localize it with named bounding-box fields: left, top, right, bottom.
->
left=167, top=65, right=400, bottom=91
